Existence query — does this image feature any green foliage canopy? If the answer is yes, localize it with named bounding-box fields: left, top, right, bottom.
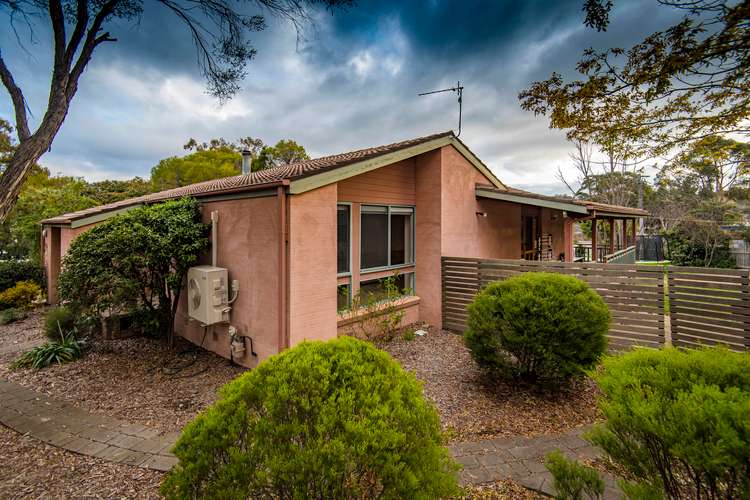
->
left=520, top=1, right=750, bottom=158
left=58, top=198, right=209, bottom=340
left=162, top=336, right=459, bottom=499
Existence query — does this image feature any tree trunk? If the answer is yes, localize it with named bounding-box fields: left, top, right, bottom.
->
left=0, top=98, right=70, bottom=222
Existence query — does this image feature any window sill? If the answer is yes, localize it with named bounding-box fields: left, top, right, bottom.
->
left=337, top=295, right=420, bottom=327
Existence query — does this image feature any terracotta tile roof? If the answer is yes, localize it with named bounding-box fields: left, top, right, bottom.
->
left=479, top=185, right=649, bottom=217
left=42, top=131, right=454, bottom=225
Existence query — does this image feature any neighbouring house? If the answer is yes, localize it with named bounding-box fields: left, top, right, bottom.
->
left=40, top=131, right=646, bottom=367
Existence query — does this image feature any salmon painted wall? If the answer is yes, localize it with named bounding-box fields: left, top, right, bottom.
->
left=338, top=159, right=416, bottom=205
left=175, top=196, right=281, bottom=367
left=414, top=149, right=443, bottom=328
left=43, top=223, right=98, bottom=304
left=288, top=184, right=338, bottom=346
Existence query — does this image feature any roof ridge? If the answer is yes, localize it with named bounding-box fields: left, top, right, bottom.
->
left=42, top=131, right=456, bottom=225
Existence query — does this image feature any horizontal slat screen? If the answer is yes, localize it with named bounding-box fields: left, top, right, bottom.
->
left=668, top=266, right=749, bottom=351
left=442, top=257, right=666, bottom=351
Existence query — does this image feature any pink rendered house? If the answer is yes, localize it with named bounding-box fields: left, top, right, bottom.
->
left=40, top=131, right=645, bottom=367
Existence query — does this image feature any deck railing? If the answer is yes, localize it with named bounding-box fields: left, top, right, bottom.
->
left=603, top=245, right=636, bottom=264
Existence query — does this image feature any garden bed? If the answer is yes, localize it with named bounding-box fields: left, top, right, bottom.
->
left=0, top=311, right=245, bottom=433
left=0, top=425, right=162, bottom=499
left=378, top=328, right=600, bottom=443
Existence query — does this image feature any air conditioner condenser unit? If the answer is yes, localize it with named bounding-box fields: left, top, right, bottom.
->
left=187, top=265, right=229, bottom=325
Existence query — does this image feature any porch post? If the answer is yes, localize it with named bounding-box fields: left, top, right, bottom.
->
left=621, top=218, right=627, bottom=249
left=564, top=217, right=574, bottom=262
left=591, top=218, right=598, bottom=262
left=608, top=218, right=615, bottom=254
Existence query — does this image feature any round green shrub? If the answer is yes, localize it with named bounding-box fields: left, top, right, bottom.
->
left=0, top=280, right=42, bottom=310
left=43, top=306, right=76, bottom=341
left=161, top=336, right=459, bottom=499
left=588, top=347, right=750, bottom=498
left=464, top=272, right=609, bottom=386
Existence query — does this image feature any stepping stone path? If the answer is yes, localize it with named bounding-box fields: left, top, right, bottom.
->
left=0, top=379, right=178, bottom=472
left=0, top=378, right=622, bottom=497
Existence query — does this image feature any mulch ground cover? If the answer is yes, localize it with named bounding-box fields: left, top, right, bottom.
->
left=378, top=327, right=601, bottom=443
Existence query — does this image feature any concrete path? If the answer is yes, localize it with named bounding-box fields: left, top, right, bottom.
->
left=0, top=379, right=178, bottom=471
left=1, top=378, right=622, bottom=497
left=450, top=428, right=621, bottom=498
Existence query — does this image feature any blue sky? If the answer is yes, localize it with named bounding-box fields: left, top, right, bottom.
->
left=0, top=0, right=680, bottom=194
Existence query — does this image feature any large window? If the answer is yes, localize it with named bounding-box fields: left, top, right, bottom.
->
left=360, top=205, right=414, bottom=270
left=337, top=205, right=350, bottom=274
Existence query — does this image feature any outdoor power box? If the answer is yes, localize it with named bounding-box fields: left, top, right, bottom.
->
left=187, top=265, right=229, bottom=325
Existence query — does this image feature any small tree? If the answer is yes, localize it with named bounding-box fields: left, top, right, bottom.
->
left=161, top=336, right=459, bottom=499
left=58, top=198, right=208, bottom=342
left=464, top=272, right=609, bottom=387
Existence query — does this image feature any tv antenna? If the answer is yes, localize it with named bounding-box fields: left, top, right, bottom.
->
left=418, top=81, right=464, bottom=136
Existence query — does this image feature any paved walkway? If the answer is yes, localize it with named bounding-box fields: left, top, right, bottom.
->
left=450, top=429, right=621, bottom=498
left=0, top=378, right=621, bottom=496
left=0, top=379, right=178, bottom=471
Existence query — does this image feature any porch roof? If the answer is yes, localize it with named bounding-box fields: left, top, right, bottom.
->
left=475, top=185, right=648, bottom=218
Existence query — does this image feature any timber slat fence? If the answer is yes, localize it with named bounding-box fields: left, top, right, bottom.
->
left=442, top=257, right=750, bottom=352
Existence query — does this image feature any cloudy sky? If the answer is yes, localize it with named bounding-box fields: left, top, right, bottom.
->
left=0, top=0, right=681, bottom=194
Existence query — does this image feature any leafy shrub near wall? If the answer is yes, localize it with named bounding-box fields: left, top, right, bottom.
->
left=0, top=260, right=44, bottom=292
left=464, top=272, right=609, bottom=387
left=161, top=336, right=459, bottom=499
left=0, top=281, right=42, bottom=310
left=588, top=347, right=750, bottom=499
left=43, top=306, right=76, bottom=340
left=58, top=198, right=208, bottom=341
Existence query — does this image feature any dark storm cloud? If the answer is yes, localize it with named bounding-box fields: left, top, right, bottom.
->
left=0, top=0, right=683, bottom=191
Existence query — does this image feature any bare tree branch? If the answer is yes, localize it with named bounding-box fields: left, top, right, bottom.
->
left=0, top=51, right=29, bottom=141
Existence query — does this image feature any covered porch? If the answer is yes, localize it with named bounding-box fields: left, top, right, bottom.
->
left=475, top=186, right=647, bottom=264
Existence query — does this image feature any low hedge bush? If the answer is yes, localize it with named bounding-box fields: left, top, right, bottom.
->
left=0, top=280, right=41, bottom=310
left=161, top=336, right=459, bottom=499
left=464, top=272, right=609, bottom=387
left=43, top=306, right=76, bottom=340
left=545, top=450, right=604, bottom=500
left=588, top=347, right=750, bottom=498
left=0, top=259, right=44, bottom=292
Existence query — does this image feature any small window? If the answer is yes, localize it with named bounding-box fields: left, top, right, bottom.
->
left=359, top=273, right=414, bottom=304
left=361, top=206, right=388, bottom=269
left=361, top=205, right=414, bottom=270
left=337, top=205, right=350, bottom=274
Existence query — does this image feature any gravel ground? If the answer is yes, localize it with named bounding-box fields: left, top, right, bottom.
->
left=378, top=328, right=601, bottom=443
left=0, top=425, right=163, bottom=499
left=0, top=311, right=246, bottom=433
left=462, top=480, right=545, bottom=499
left=0, top=308, right=47, bottom=356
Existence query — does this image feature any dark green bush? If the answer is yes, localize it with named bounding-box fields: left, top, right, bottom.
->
left=11, top=333, right=88, bottom=369
left=545, top=450, right=604, bottom=500
left=0, top=259, right=44, bottom=292
left=161, top=336, right=459, bottom=499
left=588, top=347, right=750, bottom=499
left=43, top=306, right=76, bottom=340
left=464, top=272, right=609, bottom=386
left=58, top=198, right=208, bottom=341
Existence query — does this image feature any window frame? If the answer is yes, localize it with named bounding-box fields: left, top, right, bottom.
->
left=337, top=202, right=353, bottom=277
left=359, top=204, right=415, bottom=273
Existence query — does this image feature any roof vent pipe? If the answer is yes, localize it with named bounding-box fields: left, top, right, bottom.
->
left=241, top=150, right=252, bottom=175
